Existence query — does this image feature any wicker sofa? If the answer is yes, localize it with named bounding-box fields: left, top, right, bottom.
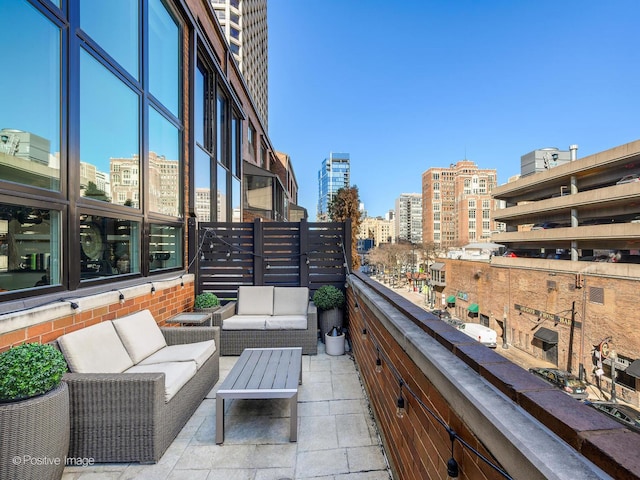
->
left=55, top=309, right=220, bottom=463
left=213, top=286, right=318, bottom=355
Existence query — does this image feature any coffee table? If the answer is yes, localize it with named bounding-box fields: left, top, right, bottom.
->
left=216, top=347, right=302, bottom=444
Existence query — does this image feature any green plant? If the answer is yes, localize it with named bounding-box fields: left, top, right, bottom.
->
left=194, top=291, right=220, bottom=309
left=312, top=285, right=345, bottom=311
left=0, top=343, right=67, bottom=402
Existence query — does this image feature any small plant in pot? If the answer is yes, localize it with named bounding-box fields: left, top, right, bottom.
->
left=313, top=285, right=346, bottom=342
left=0, top=343, right=70, bottom=480
left=194, top=291, right=220, bottom=312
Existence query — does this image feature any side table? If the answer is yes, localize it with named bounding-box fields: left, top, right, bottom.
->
left=166, top=312, right=213, bottom=326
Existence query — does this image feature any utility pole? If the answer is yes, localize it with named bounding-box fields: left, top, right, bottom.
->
left=567, top=301, right=576, bottom=374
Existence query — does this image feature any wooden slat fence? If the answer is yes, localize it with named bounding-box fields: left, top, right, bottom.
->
left=196, top=219, right=350, bottom=302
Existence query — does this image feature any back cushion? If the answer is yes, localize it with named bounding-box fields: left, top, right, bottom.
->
left=58, top=321, right=133, bottom=373
left=112, top=309, right=167, bottom=364
left=237, top=286, right=274, bottom=315
left=273, top=287, right=309, bottom=316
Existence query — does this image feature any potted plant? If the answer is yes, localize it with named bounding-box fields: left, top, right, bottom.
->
left=194, top=291, right=220, bottom=313
left=0, top=342, right=70, bottom=480
left=313, top=285, right=346, bottom=342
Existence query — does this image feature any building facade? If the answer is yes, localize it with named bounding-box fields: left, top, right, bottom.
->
left=0, top=0, right=281, bottom=309
left=210, top=0, right=268, bottom=130
left=358, top=216, right=395, bottom=246
left=317, top=152, right=350, bottom=221
left=422, top=161, right=498, bottom=248
left=394, top=193, right=422, bottom=244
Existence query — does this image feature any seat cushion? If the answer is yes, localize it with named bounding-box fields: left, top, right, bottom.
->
left=265, top=315, right=308, bottom=330
left=125, top=361, right=197, bottom=402
left=138, top=340, right=216, bottom=369
left=222, top=315, right=268, bottom=330
left=237, top=286, right=274, bottom=315
left=273, top=287, right=309, bottom=316
left=57, top=321, right=134, bottom=373
left=112, top=309, right=167, bottom=364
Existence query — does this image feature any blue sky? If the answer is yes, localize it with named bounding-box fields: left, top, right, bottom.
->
left=267, top=0, right=640, bottom=218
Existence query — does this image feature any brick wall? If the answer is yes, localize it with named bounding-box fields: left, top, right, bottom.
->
left=0, top=279, right=195, bottom=353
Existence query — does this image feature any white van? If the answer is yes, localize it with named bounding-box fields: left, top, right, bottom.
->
left=457, top=323, right=498, bottom=348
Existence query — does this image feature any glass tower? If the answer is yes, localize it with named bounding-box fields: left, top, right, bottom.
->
left=317, top=152, right=350, bottom=221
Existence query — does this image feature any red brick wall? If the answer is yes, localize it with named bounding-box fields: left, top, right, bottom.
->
left=0, top=282, right=195, bottom=353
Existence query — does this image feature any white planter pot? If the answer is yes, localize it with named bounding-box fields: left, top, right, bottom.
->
left=325, top=333, right=345, bottom=356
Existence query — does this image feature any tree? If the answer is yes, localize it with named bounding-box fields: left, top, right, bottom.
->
left=328, top=186, right=362, bottom=271
left=83, top=181, right=111, bottom=202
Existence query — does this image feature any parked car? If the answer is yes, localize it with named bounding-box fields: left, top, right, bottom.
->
left=431, top=309, right=451, bottom=320
left=583, top=401, right=640, bottom=433
left=616, top=174, right=640, bottom=185
left=528, top=367, right=588, bottom=399
left=531, top=222, right=565, bottom=230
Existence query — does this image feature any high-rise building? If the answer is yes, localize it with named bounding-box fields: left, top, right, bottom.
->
left=395, top=193, right=422, bottom=244
left=317, top=152, right=350, bottom=221
left=359, top=216, right=395, bottom=246
left=422, top=161, right=498, bottom=247
left=211, top=0, right=268, bottom=129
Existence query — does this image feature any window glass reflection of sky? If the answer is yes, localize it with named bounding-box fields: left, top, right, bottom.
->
left=80, top=49, right=139, bottom=171
left=80, top=0, right=139, bottom=79
left=149, top=0, right=179, bottom=116
left=0, top=0, right=60, bottom=154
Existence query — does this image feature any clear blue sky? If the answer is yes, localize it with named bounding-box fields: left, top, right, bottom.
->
left=267, top=0, right=640, bottom=218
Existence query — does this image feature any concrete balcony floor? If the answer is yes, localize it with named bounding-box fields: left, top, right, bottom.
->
left=62, top=341, right=392, bottom=480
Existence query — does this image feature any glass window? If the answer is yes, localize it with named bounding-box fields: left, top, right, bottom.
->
left=149, top=224, right=182, bottom=271
left=149, top=0, right=179, bottom=116
left=231, top=177, right=241, bottom=222
left=148, top=107, right=181, bottom=217
left=217, top=164, right=228, bottom=222
left=195, top=64, right=206, bottom=146
left=0, top=204, right=61, bottom=292
left=80, top=214, right=140, bottom=280
left=80, top=0, right=139, bottom=79
left=195, top=146, right=212, bottom=222
left=217, top=92, right=227, bottom=167
left=0, top=1, right=60, bottom=191
left=80, top=49, right=140, bottom=205
left=231, top=113, right=240, bottom=176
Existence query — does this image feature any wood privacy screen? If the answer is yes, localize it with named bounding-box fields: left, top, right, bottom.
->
left=195, top=219, right=350, bottom=302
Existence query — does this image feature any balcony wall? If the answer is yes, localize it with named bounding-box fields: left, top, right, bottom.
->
left=348, top=271, right=640, bottom=479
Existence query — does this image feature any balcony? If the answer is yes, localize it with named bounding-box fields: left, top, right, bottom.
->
left=59, top=272, right=639, bottom=479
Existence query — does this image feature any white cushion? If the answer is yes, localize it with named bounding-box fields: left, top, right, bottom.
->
left=237, top=286, right=274, bottom=315
left=273, top=287, right=309, bottom=316
left=265, top=315, right=307, bottom=330
left=222, top=315, right=268, bottom=330
left=125, top=361, right=197, bottom=402
left=58, top=321, right=133, bottom=373
left=138, top=340, right=216, bottom=369
left=112, top=310, right=167, bottom=364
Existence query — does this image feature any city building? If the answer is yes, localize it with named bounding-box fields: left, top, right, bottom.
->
left=210, top=0, right=268, bottom=130
left=317, top=152, right=350, bottom=221
left=422, top=160, right=499, bottom=248
left=358, top=215, right=395, bottom=246
left=395, top=193, right=422, bottom=244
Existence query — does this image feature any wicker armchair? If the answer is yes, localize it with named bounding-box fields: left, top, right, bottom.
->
left=60, top=326, right=220, bottom=464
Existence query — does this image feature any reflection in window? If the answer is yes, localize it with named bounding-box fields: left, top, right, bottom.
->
left=0, top=1, right=60, bottom=191
left=231, top=113, right=240, bottom=176
left=80, top=215, right=140, bottom=280
left=245, top=175, right=272, bottom=213
left=148, top=107, right=181, bottom=217
left=149, top=224, right=182, bottom=271
left=217, top=93, right=227, bottom=167
left=80, top=0, right=139, bottom=79
left=149, top=0, right=179, bottom=116
left=80, top=49, right=139, bottom=205
left=0, top=204, right=60, bottom=292
left=195, top=146, right=212, bottom=222
left=232, top=177, right=241, bottom=222
left=195, top=64, right=205, bottom=146
left=217, top=164, right=228, bottom=222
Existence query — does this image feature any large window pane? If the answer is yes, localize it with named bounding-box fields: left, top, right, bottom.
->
left=195, top=146, right=212, bottom=222
left=80, top=0, right=139, bottom=79
left=217, top=93, right=227, bottom=167
left=80, top=49, right=140, bottom=206
left=0, top=204, right=61, bottom=292
left=80, top=214, right=140, bottom=280
left=149, top=224, right=182, bottom=271
left=195, top=64, right=205, bottom=146
left=231, top=177, right=241, bottom=222
left=149, top=0, right=179, bottom=116
left=231, top=114, right=240, bottom=176
left=148, top=107, right=181, bottom=217
left=0, top=1, right=60, bottom=191
left=217, top=164, right=227, bottom=222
